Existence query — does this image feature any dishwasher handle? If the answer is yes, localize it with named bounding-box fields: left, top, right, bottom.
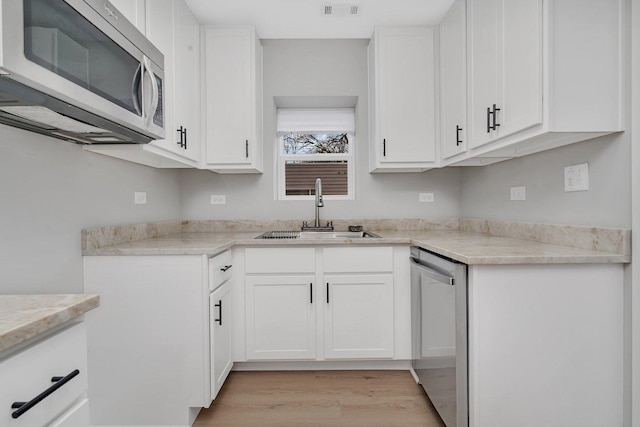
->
left=410, top=257, right=454, bottom=286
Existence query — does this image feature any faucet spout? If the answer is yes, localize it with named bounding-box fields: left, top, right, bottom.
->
left=314, top=178, right=323, bottom=227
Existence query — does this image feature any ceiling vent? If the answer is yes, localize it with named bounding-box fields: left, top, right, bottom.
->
left=322, top=4, right=360, bottom=16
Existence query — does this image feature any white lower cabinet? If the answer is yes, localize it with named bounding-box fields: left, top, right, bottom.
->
left=244, top=246, right=397, bottom=361
left=210, top=280, right=233, bottom=400
left=468, top=263, right=624, bottom=427
left=83, top=255, right=213, bottom=426
left=245, top=275, right=316, bottom=360
left=0, top=323, right=89, bottom=427
left=324, top=274, right=394, bottom=359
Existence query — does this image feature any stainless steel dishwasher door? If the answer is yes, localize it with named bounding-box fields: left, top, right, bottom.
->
left=410, top=247, right=468, bottom=427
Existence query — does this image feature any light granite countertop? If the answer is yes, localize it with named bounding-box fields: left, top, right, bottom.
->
left=0, top=294, right=100, bottom=353
left=82, top=230, right=630, bottom=264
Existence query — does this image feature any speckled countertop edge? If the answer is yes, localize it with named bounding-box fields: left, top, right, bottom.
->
left=0, top=294, right=100, bottom=353
left=81, top=230, right=630, bottom=265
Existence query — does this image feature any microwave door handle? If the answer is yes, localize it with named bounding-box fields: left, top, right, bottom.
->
left=142, top=58, right=159, bottom=127
left=410, top=257, right=454, bottom=286
left=131, top=63, right=143, bottom=116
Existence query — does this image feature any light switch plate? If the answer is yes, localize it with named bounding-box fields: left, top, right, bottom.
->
left=564, top=163, right=589, bottom=192
left=134, top=192, right=147, bottom=204
left=210, top=195, right=226, bottom=205
left=510, top=186, right=526, bottom=201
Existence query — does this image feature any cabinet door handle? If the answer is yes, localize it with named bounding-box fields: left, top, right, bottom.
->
left=177, top=126, right=184, bottom=147
left=214, top=301, right=222, bottom=326
left=456, top=125, right=462, bottom=146
left=492, top=104, right=501, bottom=130
left=11, top=369, right=80, bottom=419
left=220, top=265, right=232, bottom=272
left=382, top=139, right=386, bottom=157
left=183, top=127, right=188, bottom=150
left=486, top=107, right=492, bottom=133
left=310, top=282, right=313, bottom=304
left=326, top=282, right=330, bottom=304
left=245, top=140, right=249, bottom=158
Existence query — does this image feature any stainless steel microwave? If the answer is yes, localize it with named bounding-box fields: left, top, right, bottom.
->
left=0, top=0, right=165, bottom=144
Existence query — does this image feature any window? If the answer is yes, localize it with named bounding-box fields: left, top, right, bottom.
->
left=276, top=109, right=355, bottom=200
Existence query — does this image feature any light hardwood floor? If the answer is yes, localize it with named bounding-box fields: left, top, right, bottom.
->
left=194, top=370, right=445, bottom=427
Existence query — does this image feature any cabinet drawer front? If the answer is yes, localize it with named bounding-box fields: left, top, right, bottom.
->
left=210, top=250, right=233, bottom=291
left=0, top=323, right=88, bottom=427
left=323, top=247, right=393, bottom=273
left=245, top=248, right=315, bottom=273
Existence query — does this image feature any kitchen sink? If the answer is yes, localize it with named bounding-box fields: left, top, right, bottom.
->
left=256, top=231, right=380, bottom=239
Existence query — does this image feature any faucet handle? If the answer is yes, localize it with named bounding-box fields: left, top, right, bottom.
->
left=302, top=221, right=308, bottom=228
left=327, top=221, right=333, bottom=227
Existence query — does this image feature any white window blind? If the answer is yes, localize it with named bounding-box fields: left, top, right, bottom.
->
left=276, top=108, right=356, bottom=135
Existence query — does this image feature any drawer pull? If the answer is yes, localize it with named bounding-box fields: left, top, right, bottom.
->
left=220, top=265, right=232, bottom=272
left=11, top=369, right=80, bottom=419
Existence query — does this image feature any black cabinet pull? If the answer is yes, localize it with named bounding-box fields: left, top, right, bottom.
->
left=326, top=282, right=330, bottom=304
left=177, top=126, right=184, bottom=147
left=310, top=283, right=313, bottom=304
left=486, top=107, right=491, bottom=133
left=214, top=301, right=222, bottom=326
left=183, top=127, right=188, bottom=149
left=220, top=265, right=232, bottom=272
left=177, top=126, right=187, bottom=149
left=382, top=139, right=386, bottom=157
left=245, top=140, right=249, bottom=158
left=492, top=104, right=501, bottom=130
left=11, top=369, right=80, bottom=419
left=456, top=125, right=462, bottom=146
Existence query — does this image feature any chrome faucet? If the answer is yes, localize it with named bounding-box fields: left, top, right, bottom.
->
left=301, top=178, right=333, bottom=231
left=314, top=177, right=323, bottom=227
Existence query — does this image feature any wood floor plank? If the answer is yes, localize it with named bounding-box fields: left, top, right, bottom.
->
left=193, top=370, right=445, bottom=427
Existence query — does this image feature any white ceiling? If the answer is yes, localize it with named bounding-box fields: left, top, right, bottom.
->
left=184, top=0, right=455, bottom=39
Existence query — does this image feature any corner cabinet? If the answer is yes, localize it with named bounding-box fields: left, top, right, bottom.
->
left=202, top=27, right=264, bottom=174
left=368, top=27, right=437, bottom=172
left=85, top=0, right=202, bottom=168
left=447, top=0, right=623, bottom=166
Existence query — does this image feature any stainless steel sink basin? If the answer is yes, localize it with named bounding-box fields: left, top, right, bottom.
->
left=256, top=231, right=380, bottom=239
left=299, top=231, right=380, bottom=239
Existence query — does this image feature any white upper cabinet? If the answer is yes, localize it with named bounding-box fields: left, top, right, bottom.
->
left=466, top=0, right=542, bottom=150
left=85, top=0, right=201, bottom=168
left=369, top=27, right=437, bottom=172
left=448, top=0, right=623, bottom=166
left=440, top=0, right=467, bottom=160
left=202, top=27, right=264, bottom=173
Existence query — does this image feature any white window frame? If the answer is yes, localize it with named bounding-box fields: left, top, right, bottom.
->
left=277, top=133, right=355, bottom=201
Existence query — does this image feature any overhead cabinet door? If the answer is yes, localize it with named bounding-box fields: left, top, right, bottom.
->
left=467, top=0, right=542, bottom=149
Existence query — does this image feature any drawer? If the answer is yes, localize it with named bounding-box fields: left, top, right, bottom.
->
left=323, top=246, right=393, bottom=273
left=245, top=247, right=315, bottom=274
left=0, top=323, right=88, bottom=427
left=210, top=250, right=233, bottom=291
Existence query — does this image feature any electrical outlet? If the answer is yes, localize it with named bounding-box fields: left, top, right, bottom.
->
left=564, top=163, right=589, bottom=192
left=419, top=192, right=435, bottom=203
left=510, top=186, right=526, bottom=201
left=134, top=192, right=147, bottom=204
left=210, top=195, right=226, bottom=205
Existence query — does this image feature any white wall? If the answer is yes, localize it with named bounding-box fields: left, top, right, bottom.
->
left=0, top=125, right=182, bottom=294
left=460, top=132, right=631, bottom=228
left=180, top=38, right=462, bottom=221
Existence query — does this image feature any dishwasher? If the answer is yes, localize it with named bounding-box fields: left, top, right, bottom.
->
left=410, top=247, right=468, bottom=427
